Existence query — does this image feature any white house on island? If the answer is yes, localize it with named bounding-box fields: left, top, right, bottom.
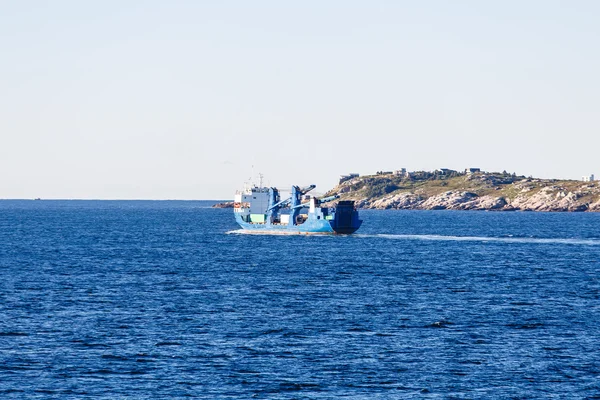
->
left=394, top=168, right=408, bottom=177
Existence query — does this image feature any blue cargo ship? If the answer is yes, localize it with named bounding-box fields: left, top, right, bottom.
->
left=233, top=183, right=362, bottom=234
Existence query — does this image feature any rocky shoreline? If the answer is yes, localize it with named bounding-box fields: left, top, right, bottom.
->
left=330, top=172, right=600, bottom=212
left=357, top=189, right=598, bottom=211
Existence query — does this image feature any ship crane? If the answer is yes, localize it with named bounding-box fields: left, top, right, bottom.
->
left=290, top=194, right=340, bottom=210
left=316, top=194, right=340, bottom=204
left=265, top=184, right=317, bottom=212
left=266, top=197, right=291, bottom=212
left=297, top=184, right=316, bottom=195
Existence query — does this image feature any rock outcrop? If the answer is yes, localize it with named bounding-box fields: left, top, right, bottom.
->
left=360, top=192, right=509, bottom=211
left=419, top=191, right=478, bottom=210
left=362, top=193, right=424, bottom=209
left=510, top=188, right=587, bottom=212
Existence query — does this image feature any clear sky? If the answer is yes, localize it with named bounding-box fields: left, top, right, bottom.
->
left=1, top=1, right=599, bottom=199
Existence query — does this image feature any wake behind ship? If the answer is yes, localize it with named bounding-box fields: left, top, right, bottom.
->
left=233, top=183, right=362, bottom=234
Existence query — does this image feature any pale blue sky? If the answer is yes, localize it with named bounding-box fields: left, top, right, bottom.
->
left=1, top=1, right=599, bottom=199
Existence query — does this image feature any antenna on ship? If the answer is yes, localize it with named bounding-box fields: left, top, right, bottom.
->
left=258, top=173, right=264, bottom=188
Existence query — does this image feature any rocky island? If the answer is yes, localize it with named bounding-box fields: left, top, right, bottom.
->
left=325, top=170, right=600, bottom=212
left=211, top=201, right=234, bottom=208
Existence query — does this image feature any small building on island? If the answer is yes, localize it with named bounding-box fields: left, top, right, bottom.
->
left=465, top=168, right=481, bottom=175
left=582, top=174, right=595, bottom=182
left=339, top=173, right=360, bottom=184
left=394, top=168, right=409, bottom=177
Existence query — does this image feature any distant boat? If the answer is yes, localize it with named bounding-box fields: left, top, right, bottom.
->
left=34, top=198, right=41, bottom=201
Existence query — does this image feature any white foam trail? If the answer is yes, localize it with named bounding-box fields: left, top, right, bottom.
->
left=226, top=230, right=600, bottom=245
left=226, top=229, right=332, bottom=236
left=357, top=234, right=600, bottom=246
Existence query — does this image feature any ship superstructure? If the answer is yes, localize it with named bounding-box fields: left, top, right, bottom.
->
left=233, top=183, right=362, bottom=234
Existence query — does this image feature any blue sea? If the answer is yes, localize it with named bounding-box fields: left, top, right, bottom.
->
left=1, top=200, right=599, bottom=399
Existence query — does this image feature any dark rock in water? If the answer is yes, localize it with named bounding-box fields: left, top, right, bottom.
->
left=212, top=201, right=234, bottom=208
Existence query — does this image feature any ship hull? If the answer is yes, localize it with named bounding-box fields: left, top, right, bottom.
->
left=234, top=213, right=335, bottom=233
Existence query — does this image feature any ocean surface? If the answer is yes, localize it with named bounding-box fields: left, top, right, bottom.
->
left=1, top=200, right=599, bottom=399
